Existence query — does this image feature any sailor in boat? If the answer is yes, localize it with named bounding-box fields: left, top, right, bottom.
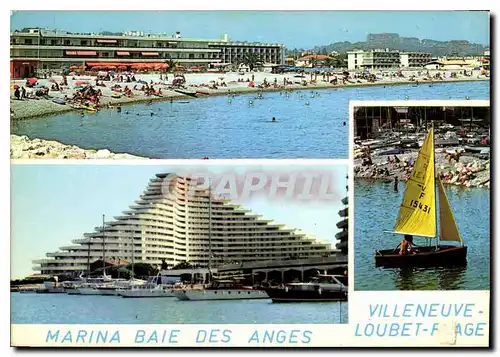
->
left=272, top=117, right=276, bottom=122
left=397, top=235, right=415, bottom=255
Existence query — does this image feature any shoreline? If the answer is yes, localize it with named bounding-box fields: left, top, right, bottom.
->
left=10, top=134, right=146, bottom=159
left=354, top=151, right=490, bottom=189
left=10, top=76, right=489, bottom=121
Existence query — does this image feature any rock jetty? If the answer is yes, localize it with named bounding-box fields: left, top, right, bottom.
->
left=11, top=135, right=145, bottom=159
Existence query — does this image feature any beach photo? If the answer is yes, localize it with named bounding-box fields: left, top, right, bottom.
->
left=352, top=101, right=490, bottom=291
left=10, top=10, right=489, bottom=159
left=11, top=162, right=349, bottom=324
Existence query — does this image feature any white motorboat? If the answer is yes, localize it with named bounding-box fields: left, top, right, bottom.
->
left=174, top=288, right=269, bottom=301
left=119, top=284, right=178, bottom=298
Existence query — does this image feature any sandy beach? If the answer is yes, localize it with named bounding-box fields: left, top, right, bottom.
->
left=10, top=69, right=489, bottom=121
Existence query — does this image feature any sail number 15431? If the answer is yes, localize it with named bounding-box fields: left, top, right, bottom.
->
left=409, top=200, right=431, bottom=213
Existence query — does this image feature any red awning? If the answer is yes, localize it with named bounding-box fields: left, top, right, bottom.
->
left=97, top=39, right=118, bottom=44
left=66, top=51, right=78, bottom=55
left=142, top=52, right=159, bottom=56
left=116, top=52, right=130, bottom=56
left=77, top=51, right=97, bottom=56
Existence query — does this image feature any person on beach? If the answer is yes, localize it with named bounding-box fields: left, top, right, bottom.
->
left=394, top=176, right=399, bottom=192
left=14, top=87, right=20, bottom=100
left=21, top=86, right=26, bottom=100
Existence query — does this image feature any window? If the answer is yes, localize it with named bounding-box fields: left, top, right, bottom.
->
left=51, top=39, right=57, bottom=46
left=81, top=40, right=87, bottom=46
left=25, top=39, right=32, bottom=45
left=64, top=40, right=70, bottom=46
left=188, top=53, right=194, bottom=59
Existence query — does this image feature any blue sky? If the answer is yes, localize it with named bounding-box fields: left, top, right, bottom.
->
left=11, top=164, right=347, bottom=279
left=10, top=11, right=490, bottom=49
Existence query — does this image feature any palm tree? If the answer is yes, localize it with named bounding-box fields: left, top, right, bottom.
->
left=242, top=52, right=263, bottom=71
left=164, top=59, right=178, bottom=73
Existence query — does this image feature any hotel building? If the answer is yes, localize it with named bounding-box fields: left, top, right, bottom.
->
left=32, top=174, right=339, bottom=276
left=347, top=49, right=432, bottom=70
left=10, top=28, right=286, bottom=78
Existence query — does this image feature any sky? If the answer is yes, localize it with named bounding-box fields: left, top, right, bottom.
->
left=10, top=11, right=490, bottom=49
left=11, top=164, right=348, bottom=279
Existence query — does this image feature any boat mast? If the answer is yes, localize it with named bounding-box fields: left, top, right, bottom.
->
left=208, top=179, right=213, bottom=284
left=102, top=214, right=106, bottom=275
left=432, top=122, right=439, bottom=250
left=131, top=229, right=135, bottom=280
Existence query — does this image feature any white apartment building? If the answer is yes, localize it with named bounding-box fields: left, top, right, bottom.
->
left=33, top=174, right=338, bottom=276
left=347, top=49, right=431, bottom=70
left=10, top=28, right=285, bottom=78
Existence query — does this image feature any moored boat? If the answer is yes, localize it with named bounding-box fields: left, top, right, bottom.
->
left=174, top=89, right=198, bottom=98
left=374, top=126, right=467, bottom=268
left=174, top=277, right=268, bottom=301
left=264, top=275, right=348, bottom=303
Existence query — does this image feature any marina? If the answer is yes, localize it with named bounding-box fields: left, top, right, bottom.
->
left=11, top=292, right=348, bottom=324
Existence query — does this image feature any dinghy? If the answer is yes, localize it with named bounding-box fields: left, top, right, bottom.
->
left=374, top=126, right=467, bottom=268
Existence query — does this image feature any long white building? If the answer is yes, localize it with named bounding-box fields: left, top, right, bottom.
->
left=33, top=174, right=339, bottom=276
left=10, top=28, right=285, bottom=78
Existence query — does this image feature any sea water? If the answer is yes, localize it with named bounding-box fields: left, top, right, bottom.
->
left=354, top=180, right=490, bottom=291
left=11, top=81, right=489, bottom=159
left=11, top=293, right=348, bottom=324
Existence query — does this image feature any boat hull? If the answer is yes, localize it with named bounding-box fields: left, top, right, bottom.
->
left=174, top=289, right=269, bottom=301
left=264, top=287, right=347, bottom=303
left=77, top=287, right=103, bottom=295
left=119, top=289, right=177, bottom=298
left=375, top=245, right=467, bottom=268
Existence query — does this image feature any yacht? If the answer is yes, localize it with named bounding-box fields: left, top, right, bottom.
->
left=174, top=277, right=269, bottom=301
left=264, top=275, right=348, bottom=303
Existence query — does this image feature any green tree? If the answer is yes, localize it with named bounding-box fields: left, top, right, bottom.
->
left=334, top=54, right=347, bottom=68
left=164, top=59, right=178, bottom=73
left=242, top=52, right=263, bottom=71
left=127, top=263, right=158, bottom=278
left=160, top=259, right=169, bottom=270
left=323, top=58, right=335, bottom=68
left=172, top=261, right=193, bottom=270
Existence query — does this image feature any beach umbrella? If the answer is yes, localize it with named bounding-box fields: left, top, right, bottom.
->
left=48, top=79, right=56, bottom=83
left=75, top=81, right=89, bottom=86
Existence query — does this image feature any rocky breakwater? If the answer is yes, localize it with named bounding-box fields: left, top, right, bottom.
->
left=11, top=135, right=146, bottom=159
left=354, top=151, right=490, bottom=189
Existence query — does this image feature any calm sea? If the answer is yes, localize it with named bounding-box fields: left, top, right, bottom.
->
left=354, top=180, right=490, bottom=291
left=11, top=81, right=489, bottom=159
left=11, top=293, right=348, bottom=324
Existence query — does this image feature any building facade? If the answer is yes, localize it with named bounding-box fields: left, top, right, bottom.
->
left=399, top=52, right=432, bottom=68
left=347, top=49, right=431, bottom=70
left=10, top=28, right=285, bottom=78
left=33, top=174, right=339, bottom=276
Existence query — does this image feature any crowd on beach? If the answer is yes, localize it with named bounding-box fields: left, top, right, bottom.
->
left=354, top=148, right=490, bottom=189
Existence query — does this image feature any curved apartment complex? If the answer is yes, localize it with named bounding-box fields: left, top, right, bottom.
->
left=33, top=174, right=339, bottom=276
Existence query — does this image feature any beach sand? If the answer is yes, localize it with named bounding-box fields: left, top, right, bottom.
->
left=10, top=69, right=489, bottom=120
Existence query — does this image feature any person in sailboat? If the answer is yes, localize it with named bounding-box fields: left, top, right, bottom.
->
left=396, top=235, right=414, bottom=255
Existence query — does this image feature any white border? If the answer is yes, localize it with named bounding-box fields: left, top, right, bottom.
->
left=5, top=5, right=495, bottom=353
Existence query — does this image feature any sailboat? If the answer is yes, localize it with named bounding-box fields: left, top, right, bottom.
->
left=374, top=126, right=467, bottom=268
